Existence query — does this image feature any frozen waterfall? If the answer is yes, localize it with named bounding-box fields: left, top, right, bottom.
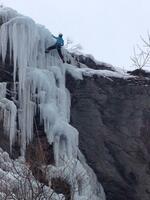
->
left=0, top=7, right=105, bottom=200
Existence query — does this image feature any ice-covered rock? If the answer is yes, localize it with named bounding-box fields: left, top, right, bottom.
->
left=0, top=7, right=105, bottom=200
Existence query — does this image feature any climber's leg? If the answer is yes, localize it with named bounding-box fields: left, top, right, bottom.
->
left=45, top=44, right=56, bottom=53
left=57, top=47, right=65, bottom=63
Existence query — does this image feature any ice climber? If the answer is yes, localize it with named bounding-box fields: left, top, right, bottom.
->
left=45, top=33, right=65, bottom=63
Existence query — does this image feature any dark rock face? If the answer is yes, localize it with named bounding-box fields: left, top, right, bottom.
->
left=67, top=74, right=150, bottom=200
left=128, top=69, right=150, bottom=77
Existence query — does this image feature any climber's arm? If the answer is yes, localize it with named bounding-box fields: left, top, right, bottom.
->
left=52, top=35, right=58, bottom=39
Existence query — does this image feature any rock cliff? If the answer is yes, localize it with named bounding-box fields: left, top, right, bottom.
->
left=67, top=71, right=150, bottom=200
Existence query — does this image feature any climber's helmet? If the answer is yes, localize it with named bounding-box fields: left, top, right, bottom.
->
left=59, top=33, right=63, bottom=37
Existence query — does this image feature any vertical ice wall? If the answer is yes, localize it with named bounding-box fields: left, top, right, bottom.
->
left=0, top=7, right=105, bottom=200
left=0, top=8, right=77, bottom=159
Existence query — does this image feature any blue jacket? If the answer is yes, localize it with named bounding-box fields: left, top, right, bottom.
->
left=53, top=35, right=64, bottom=47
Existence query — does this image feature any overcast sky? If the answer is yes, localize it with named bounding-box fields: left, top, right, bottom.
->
left=2, top=0, right=150, bottom=68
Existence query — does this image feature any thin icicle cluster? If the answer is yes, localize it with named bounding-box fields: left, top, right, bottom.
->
left=0, top=7, right=105, bottom=200
left=0, top=82, right=16, bottom=151
left=0, top=98, right=17, bottom=151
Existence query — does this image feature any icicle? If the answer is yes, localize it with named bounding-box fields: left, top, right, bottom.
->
left=0, top=82, right=7, bottom=98
left=0, top=98, right=17, bottom=152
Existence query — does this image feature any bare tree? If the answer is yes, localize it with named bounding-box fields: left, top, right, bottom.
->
left=131, top=33, right=150, bottom=70
left=0, top=157, right=64, bottom=200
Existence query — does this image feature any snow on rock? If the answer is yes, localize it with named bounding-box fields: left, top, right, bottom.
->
left=65, top=62, right=134, bottom=80
left=80, top=68, right=133, bottom=79
left=64, top=63, right=83, bottom=80
left=0, top=7, right=105, bottom=200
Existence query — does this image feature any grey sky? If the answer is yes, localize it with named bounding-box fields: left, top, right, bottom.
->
left=2, top=0, right=150, bottom=68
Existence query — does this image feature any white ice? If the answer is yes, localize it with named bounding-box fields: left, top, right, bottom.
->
left=0, top=7, right=105, bottom=200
